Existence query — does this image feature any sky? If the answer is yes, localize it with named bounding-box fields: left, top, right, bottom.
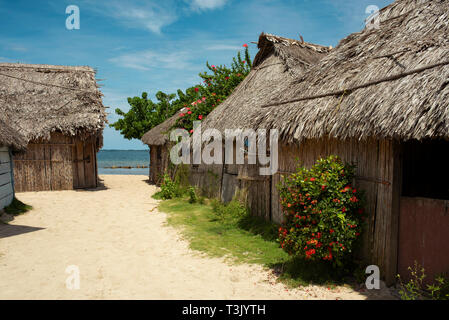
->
left=0, top=0, right=393, bottom=150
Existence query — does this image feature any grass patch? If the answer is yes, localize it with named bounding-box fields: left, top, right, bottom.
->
left=160, top=198, right=289, bottom=266
left=158, top=197, right=356, bottom=287
left=4, top=198, right=32, bottom=216
left=152, top=191, right=164, bottom=200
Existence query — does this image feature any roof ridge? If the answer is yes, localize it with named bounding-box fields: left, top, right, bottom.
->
left=0, top=63, right=95, bottom=72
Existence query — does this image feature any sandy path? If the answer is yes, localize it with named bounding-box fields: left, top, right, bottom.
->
left=0, top=175, right=394, bottom=300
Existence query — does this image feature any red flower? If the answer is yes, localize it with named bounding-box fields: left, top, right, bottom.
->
left=310, top=178, right=316, bottom=182
left=198, top=115, right=203, bottom=120
left=330, top=229, right=334, bottom=234
left=179, top=113, right=185, bottom=117
left=321, top=185, right=326, bottom=191
left=187, top=111, right=192, bottom=115
left=243, top=44, right=248, bottom=48
left=194, top=87, right=199, bottom=92
left=190, top=129, right=194, bottom=134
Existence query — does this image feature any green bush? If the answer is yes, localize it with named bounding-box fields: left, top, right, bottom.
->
left=188, top=187, right=198, bottom=204
left=160, top=174, right=181, bottom=200
left=277, top=155, right=365, bottom=267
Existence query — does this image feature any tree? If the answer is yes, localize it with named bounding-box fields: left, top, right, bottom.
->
left=110, top=91, right=177, bottom=140
left=110, top=45, right=252, bottom=139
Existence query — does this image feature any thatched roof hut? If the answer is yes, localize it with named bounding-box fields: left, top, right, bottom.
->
left=202, top=0, right=449, bottom=285
left=141, top=108, right=187, bottom=185
left=250, top=0, right=449, bottom=142
left=0, top=119, right=27, bottom=152
left=197, top=33, right=331, bottom=211
left=0, top=63, right=106, bottom=143
left=0, top=63, right=106, bottom=191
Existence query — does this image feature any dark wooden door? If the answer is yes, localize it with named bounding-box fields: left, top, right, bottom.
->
left=72, top=137, right=97, bottom=189
left=398, top=197, right=449, bottom=282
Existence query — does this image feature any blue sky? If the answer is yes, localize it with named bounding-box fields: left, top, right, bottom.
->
left=0, top=0, right=393, bottom=150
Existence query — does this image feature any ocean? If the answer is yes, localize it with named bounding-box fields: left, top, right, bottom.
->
left=97, top=150, right=149, bottom=175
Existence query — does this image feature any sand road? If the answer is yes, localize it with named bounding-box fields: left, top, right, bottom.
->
left=0, top=175, right=394, bottom=300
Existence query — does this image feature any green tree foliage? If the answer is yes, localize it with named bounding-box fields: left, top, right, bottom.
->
left=110, top=91, right=176, bottom=140
left=110, top=45, right=252, bottom=139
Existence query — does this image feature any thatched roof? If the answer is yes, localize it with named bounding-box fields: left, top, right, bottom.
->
left=202, top=33, right=331, bottom=132
left=0, top=119, right=27, bottom=152
left=0, top=63, right=106, bottom=143
left=252, top=0, right=449, bottom=142
left=141, top=108, right=187, bottom=146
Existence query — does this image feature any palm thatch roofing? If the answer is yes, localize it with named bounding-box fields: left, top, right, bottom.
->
left=0, top=63, right=106, bottom=144
left=257, top=0, right=449, bottom=142
left=202, top=33, right=331, bottom=133
left=141, top=108, right=188, bottom=146
left=0, top=119, right=27, bottom=152
left=205, top=0, right=449, bottom=143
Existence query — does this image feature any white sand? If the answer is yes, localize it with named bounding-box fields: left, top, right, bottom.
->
left=0, top=175, right=395, bottom=300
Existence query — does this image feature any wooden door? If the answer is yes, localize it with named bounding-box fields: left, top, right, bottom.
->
left=72, top=137, right=97, bottom=189
left=398, top=197, right=449, bottom=283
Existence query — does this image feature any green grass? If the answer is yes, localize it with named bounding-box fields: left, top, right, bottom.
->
left=158, top=197, right=358, bottom=287
left=4, top=198, right=32, bottom=216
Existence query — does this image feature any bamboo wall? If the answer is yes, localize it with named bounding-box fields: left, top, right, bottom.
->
left=152, top=137, right=402, bottom=283
left=13, top=132, right=98, bottom=192
left=193, top=137, right=400, bottom=284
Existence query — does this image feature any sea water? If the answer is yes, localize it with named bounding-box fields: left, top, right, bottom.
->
left=97, top=150, right=149, bottom=175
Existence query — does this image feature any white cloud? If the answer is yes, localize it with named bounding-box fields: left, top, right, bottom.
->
left=206, top=44, right=242, bottom=51
left=84, top=0, right=178, bottom=34
left=109, top=50, right=197, bottom=71
left=82, top=0, right=228, bottom=34
left=190, top=0, right=228, bottom=11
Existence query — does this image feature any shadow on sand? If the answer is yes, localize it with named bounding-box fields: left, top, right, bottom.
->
left=0, top=224, right=45, bottom=239
left=74, top=178, right=108, bottom=192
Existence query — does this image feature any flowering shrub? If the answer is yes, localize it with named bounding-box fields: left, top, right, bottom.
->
left=278, top=155, right=365, bottom=267
left=175, top=44, right=252, bottom=133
